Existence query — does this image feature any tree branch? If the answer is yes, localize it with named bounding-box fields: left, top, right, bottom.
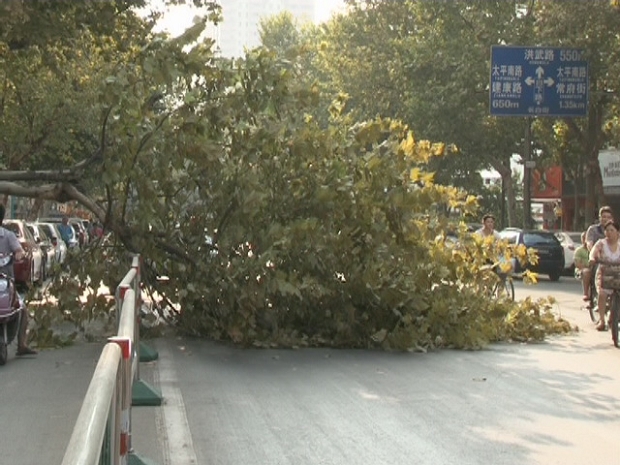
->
left=563, top=117, right=584, bottom=147
left=61, top=184, right=106, bottom=220
left=0, top=182, right=65, bottom=200
left=153, top=238, right=198, bottom=267
left=0, top=181, right=106, bottom=218
left=0, top=169, right=79, bottom=183
left=121, top=111, right=171, bottom=220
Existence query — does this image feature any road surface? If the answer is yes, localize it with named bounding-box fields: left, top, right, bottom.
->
left=2, top=276, right=618, bottom=465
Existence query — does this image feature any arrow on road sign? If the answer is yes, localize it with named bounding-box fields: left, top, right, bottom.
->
left=525, top=67, right=555, bottom=106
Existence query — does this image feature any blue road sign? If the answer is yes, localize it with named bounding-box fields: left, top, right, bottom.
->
left=490, top=46, right=588, bottom=117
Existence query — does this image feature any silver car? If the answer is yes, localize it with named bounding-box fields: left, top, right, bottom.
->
left=554, top=231, right=582, bottom=273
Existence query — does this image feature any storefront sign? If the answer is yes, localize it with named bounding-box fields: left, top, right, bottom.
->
left=599, top=149, right=620, bottom=189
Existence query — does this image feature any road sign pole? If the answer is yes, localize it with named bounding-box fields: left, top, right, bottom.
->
left=524, top=118, right=533, bottom=229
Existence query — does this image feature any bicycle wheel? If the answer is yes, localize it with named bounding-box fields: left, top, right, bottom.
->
left=503, top=278, right=515, bottom=301
left=589, top=287, right=599, bottom=323
left=493, top=277, right=514, bottom=301
left=611, top=293, right=619, bottom=348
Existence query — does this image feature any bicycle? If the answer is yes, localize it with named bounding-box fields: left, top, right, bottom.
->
left=481, top=263, right=515, bottom=301
left=598, top=262, right=620, bottom=348
left=588, top=274, right=599, bottom=323
left=575, top=266, right=599, bottom=322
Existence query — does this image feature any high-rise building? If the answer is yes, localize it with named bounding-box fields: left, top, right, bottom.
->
left=215, top=0, right=316, bottom=58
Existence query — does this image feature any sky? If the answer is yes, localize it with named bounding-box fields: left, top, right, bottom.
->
left=315, top=0, right=345, bottom=23
left=151, top=0, right=346, bottom=37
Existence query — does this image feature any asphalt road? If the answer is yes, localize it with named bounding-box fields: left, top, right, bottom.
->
left=2, top=275, right=619, bottom=465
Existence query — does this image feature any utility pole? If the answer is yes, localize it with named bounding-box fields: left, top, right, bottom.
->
left=523, top=117, right=533, bottom=229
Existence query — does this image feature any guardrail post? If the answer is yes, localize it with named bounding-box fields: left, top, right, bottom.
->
left=134, top=256, right=158, bottom=363
left=109, top=337, right=132, bottom=465
left=123, top=256, right=162, bottom=407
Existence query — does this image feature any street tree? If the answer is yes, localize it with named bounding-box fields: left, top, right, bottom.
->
left=530, top=0, right=620, bottom=226
left=319, top=1, right=539, bottom=226
left=321, top=1, right=620, bottom=229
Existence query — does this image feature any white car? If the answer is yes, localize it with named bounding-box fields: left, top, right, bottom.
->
left=36, top=222, right=68, bottom=265
left=555, top=231, right=582, bottom=273
left=27, top=222, right=56, bottom=280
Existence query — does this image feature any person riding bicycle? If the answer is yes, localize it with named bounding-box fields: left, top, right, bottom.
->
left=0, top=204, right=37, bottom=355
left=589, top=220, right=620, bottom=331
left=583, top=206, right=613, bottom=303
left=474, top=213, right=514, bottom=279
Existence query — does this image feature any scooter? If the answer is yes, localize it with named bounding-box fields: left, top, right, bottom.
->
left=0, top=254, right=24, bottom=365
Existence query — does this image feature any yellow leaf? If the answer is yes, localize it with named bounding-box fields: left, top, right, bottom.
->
left=422, top=172, right=435, bottom=184
left=400, top=132, right=416, bottom=157
left=432, top=143, right=446, bottom=156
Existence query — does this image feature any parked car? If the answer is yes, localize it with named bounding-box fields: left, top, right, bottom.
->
left=499, top=228, right=565, bottom=281
left=554, top=231, right=583, bottom=274
left=36, top=222, right=68, bottom=265
left=26, top=222, right=56, bottom=280
left=2, top=219, right=44, bottom=286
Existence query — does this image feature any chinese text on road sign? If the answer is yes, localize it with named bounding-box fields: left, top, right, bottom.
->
left=490, top=46, right=588, bottom=117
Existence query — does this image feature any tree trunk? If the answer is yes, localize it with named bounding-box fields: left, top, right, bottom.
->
left=565, top=75, right=609, bottom=228
left=584, top=157, right=596, bottom=225
left=572, top=167, right=579, bottom=231
left=594, top=155, right=606, bottom=213
left=492, top=160, right=516, bottom=227
left=503, top=172, right=517, bottom=227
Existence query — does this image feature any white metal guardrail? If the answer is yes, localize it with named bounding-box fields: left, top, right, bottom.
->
left=61, top=255, right=159, bottom=465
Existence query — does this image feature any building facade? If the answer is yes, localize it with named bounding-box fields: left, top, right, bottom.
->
left=215, top=0, right=316, bottom=57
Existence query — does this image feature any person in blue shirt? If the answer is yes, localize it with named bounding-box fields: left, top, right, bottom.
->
left=57, top=215, right=74, bottom=247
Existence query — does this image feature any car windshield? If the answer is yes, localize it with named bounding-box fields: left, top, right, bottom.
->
left=523, top=232, right=559, bottom=246
left=40, top=224, right=55, bottom=238
left=22, top=225, right=36, bottom=242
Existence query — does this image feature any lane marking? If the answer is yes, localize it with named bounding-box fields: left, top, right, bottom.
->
left=156, top=342, right=198, bottom=465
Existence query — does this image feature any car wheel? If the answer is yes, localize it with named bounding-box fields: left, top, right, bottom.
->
left=548, top=271, right=561, bottom=282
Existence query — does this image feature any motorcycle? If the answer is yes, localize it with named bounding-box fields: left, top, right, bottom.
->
left=0, top=253, right=24, bottom=365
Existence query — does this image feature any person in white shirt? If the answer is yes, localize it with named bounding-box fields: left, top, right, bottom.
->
left=589, top=220, right=620, bottom=331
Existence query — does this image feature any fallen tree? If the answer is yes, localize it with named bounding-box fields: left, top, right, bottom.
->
left=0, top=1, right=572, bottom=350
